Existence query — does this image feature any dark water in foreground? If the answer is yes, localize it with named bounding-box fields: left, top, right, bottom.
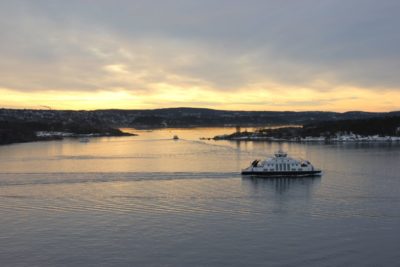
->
left=0, top=128, right=399, bottom=266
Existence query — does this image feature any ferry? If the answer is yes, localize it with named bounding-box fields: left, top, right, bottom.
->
left=241, top=150, right=321, bottom=177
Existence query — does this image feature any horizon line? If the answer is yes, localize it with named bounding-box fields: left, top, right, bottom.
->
left=1, top=106, right=399, bottom=114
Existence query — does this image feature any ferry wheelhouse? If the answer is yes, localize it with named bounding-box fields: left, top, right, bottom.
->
left=241, top=150, right=322, bottom=177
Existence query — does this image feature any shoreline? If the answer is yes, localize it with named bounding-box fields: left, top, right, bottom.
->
left=211, top=134, right=400, bottom=143
left=0, top=130, right=135, bottom=146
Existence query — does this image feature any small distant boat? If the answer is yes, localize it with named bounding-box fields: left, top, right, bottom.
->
left=173, top=135, right=179, bottom=140
left=242, top=150, right=321, bottom=177
left=79, top=137, right=90, bottom=143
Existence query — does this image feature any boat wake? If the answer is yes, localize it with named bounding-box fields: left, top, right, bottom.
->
left=0, top=172, right=239, bottom=187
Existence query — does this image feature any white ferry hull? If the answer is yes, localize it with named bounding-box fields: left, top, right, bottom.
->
left=241, top=170, right=322, bottom=177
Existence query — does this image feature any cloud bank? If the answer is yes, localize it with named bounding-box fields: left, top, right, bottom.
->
left=0, top=0, right=399, bottom=111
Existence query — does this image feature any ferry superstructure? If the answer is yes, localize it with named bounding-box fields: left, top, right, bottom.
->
left=241, top=151, right=321, bottom=176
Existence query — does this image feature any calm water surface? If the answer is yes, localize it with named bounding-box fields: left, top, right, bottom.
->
left=0, top=128, right=399, bottom=266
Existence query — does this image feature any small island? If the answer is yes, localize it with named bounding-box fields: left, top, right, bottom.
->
left=212, top=116, right=400, bottom=142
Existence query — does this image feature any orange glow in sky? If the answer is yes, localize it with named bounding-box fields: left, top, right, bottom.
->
left=1, top=1, right=399, bottom=112
left=1, top=83, right=399, bottom=112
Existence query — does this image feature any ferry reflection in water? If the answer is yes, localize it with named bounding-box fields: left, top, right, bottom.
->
left=242, top=176, right=321, bottom=195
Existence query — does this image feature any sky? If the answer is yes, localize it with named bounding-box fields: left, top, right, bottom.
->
left=0, top=0, right=399, bottom=112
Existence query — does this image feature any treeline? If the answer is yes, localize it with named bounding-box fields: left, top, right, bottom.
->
left=115, top=109, right=400, bottom=128
left=2, top=108, right=400, bottom=128
left=302, top=116, right=400, bottom=137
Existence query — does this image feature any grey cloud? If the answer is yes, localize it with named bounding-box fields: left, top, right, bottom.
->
left=0, top=0, right=399, bottom=93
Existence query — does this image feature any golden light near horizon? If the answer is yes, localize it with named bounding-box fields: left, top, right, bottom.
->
left=0, top=1, right=399, bottom=112
left=1, top=82, right=399, bottom=112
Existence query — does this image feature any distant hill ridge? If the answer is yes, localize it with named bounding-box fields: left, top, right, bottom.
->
left=1, top=107, right=400, bottom=128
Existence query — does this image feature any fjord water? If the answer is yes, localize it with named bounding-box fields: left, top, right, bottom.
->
left=0, top=128, right=399, bottom=266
